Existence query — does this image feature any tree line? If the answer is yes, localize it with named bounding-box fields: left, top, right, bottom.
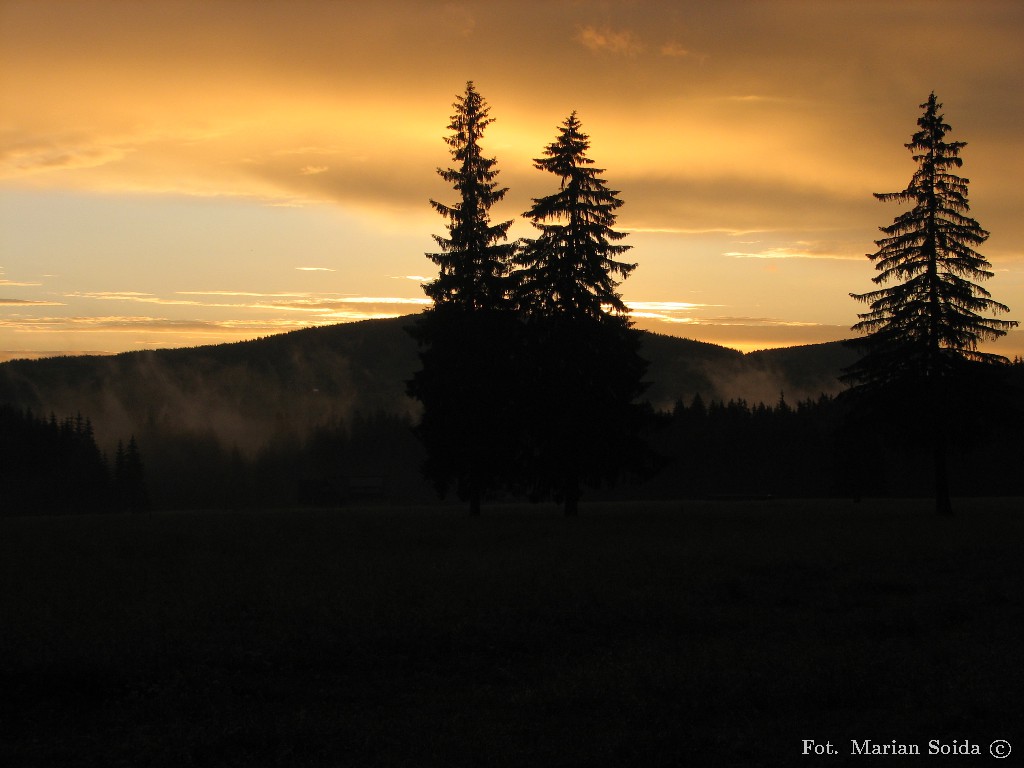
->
left=125, top=367, right=1020, bottom=511
left=648, top=385, right=1023, bottom=501
left=408, top=84, right=1018, bottom=516
left=6, top=364, right=1020, bottom=514
left=0, top=404, right=148, bottom=515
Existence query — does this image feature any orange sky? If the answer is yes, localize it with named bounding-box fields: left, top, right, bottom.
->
left=2, top=0, right=1022, bottom=359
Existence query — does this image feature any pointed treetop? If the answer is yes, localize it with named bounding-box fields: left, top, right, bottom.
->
left=848, top=92, right=1016, bottom=373
left=516, top=111, right=635, bottom=321
left=535, top=111, right=595, bottom=179
left=424, top=81, right=514, bottom=310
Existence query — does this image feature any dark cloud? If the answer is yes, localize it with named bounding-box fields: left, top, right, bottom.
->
left=617, top=174, right=878, bottom=234
left=0, top=297, right=63, bottom=305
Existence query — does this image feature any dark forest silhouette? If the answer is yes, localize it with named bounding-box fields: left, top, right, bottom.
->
left=2, top=353, right=1021, bottom=514
left=1, top=405, right=147, bottom=515
left=8, top=368, right=1022, bottom=514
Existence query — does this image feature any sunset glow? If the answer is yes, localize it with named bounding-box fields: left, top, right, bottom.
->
left=2, top=0, right=1022, bottom=360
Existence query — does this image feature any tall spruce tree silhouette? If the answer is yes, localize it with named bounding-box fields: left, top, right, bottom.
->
left=408, top=82, right=517, bottom=515
left=844, top=93, right=1017, bottom=515
left=514, top=112, right=650, bottom=516
left=515, top=111, right=634, bottom=320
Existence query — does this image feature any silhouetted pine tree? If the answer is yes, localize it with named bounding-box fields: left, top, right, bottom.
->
left=843, top=93, right=1017, bottom=515
left=514, top=112, right=651, bottom=515
left=423, top=81, right=516, bottom=309
left=515, top=111, right=634, bottom=320
left=408, top=82, right=518, bottom=515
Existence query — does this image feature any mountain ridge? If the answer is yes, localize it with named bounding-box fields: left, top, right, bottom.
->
left=0, top=315, right=857, bottom=451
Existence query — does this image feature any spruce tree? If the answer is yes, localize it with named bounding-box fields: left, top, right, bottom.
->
left=515, top=111, right=635, bottom=321
left=424, top=81, right=515, bottom=308
left=844, top=93, right=1017, bottom=515
left=514, top=112, right=650, bottom=515
left=408, top=82, right=518, bottom=515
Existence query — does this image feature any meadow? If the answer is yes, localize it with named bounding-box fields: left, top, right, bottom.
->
left=2, top=499, right=1022, bottom=767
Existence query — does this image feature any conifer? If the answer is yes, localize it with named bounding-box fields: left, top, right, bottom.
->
left=409, top=82, right=518, bottom=515
left=515, top=111, right=635, bottom=321
left=424, top=81, right=515, bottom=309
left=513, top=112, right=650, bottom=515
left=844, top=93, right=1017, bottom=514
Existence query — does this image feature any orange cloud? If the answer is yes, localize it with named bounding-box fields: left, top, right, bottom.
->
left=724, top=247, right=859, bottom=261
left=0, top=298, right=64, bottom=306
left=659, top=41, right=693, bottom=58
left=577, top=25, right=644, bottom=55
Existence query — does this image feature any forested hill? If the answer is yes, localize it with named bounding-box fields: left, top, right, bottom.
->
left=0, top=315, right=856, bottom=451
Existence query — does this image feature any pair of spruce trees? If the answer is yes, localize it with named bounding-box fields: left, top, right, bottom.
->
left=408, top=82, right=648, bottom=515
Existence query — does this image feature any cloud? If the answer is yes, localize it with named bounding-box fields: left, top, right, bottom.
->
left=242, top=296, right=430, bottom=314
left=0, top=267, right=41, bottom=287
left=700, top=317, right=824, bottom=328
left=324, top=296, right=428, bottom=305
left=177, top=291, right=310, bottom=298
left=273, top=146, right=345, bottom=157
left=626, top=301, right=709, bottom=311
left=659, top=41, right=694, bottom=59
left=0, top=315, right=319, bottom=334
left=621, top=226, right=775, bottom=236
left=442, top=2, right=476, bottom=36
left=624, top=299, right=712, bottom=323
left=718, top=95, right=789, bottom=104
left=175, top=291, right=429, bottom=310
left=0, top=135, right=133, bottom=176
left=725, top=246, right=860, bottom=261
left=59, top=290, right=428, bottom=319
left=0, top=297, right=64, bottom=306
left=621, top=299, right=824, bottom=330
left=299, top=165, right=329, bottom=175
left=245, top=148, right=439, bottom=212
left=296, top=266, right=335, bottom=271
left=577, top=25, right=644, bottom=56
left=619, top=174, right=877, bottom=234
left=65, top=291, right=203, bottom=306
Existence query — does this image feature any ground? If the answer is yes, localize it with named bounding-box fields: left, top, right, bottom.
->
left=2, top=499, right=1022, bottom=766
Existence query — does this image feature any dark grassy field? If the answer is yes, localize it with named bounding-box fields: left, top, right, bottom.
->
left=3, top=499, right=1022, bottom=767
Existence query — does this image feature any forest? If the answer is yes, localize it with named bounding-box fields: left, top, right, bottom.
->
left=4, top=364, right=1022, bottom=515
left=0, top=405, right=147, bottom=514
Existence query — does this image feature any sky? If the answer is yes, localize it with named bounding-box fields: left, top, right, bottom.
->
left=2, top=0, right=1023, bottom=360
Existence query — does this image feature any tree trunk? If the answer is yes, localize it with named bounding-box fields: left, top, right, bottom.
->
left=564, top=494, right=578, bottom=517
left=563, top=478, right=579, bottom=517
left=934, top=434, right=953, bottom=517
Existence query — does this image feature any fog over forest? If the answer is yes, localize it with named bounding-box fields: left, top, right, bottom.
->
left=0, top=316, right=856, bottom=456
